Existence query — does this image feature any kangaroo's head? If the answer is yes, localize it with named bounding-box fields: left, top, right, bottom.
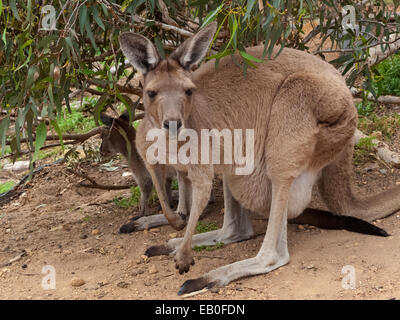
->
left=119, top=22, right=217, bottom=137
left=99, top=111, right=135, bottom=158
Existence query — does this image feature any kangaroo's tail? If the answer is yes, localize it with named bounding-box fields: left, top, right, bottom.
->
left=289, top=208, right=389, bottom=237
left=318, top=142, right=400, bottom=223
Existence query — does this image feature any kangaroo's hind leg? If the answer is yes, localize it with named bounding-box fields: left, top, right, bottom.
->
left=144, top=175, right=254, bottom=257
left=120, top=169, right=190, bottom=234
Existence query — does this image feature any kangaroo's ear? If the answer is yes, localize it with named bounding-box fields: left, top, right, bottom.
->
left=100, top=113, right=114, bottom=127
left=119, top=33, right=160, bottom=74
left=170, top=22, right=217, bottom=70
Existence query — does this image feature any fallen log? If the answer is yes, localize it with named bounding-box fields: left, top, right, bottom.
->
left=350, top=87, right=400, bottom=105
left=354, top=129, right=400, bottom=168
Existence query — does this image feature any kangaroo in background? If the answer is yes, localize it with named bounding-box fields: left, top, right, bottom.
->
left=100, top=112, right=177, bottom=232
left=100, top=111, right=205, bottom=233
left=119, top=22, right=398, bottom=295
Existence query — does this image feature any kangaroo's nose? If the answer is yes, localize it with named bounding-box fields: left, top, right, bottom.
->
left=163, top=120, right=182, bottom=130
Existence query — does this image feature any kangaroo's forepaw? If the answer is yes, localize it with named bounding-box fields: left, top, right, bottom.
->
left=178, top=277, right=216, bottom=296
left=145, top=244, right=173, bottom=257
left=174, top=253, right=195, bottom=274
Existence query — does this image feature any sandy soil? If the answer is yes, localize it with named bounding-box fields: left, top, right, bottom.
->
left=1, top=132, right=400, bottom=301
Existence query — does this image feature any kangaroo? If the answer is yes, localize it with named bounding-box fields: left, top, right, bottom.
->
left=119, top=22, right=397, bottom=295
left=100, top=111, right=385, bottom=238
left=100, top=111, right=180, bottom=232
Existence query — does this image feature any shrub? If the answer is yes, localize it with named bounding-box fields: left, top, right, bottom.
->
left=373, top=54, right=400, bottom=97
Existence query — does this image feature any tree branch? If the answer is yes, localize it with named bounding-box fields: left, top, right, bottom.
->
left=87, top=78, right=142, bottom=97
left=158, top=0, right=178, bottom=27
left=133, top=14, right=194, bottom=38
left=313, top=36, right=400, bottom=55
left=5, top=127, right=106, bottom=146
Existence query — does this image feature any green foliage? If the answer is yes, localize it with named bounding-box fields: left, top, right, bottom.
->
left=356, top=136, right=376, bottom=151
left=373, top=54, right=400, bottom=97
left=112, top=185, right=158, bottom=209
left=1, top=145, right=11, bottom=155
left=113, top=186, right=141, bottom=209
left=193, top=242, right=224, bottom=252
left=133, top=120, right=140, bottom=129
left=38, top=146, right=62, bottom=161
left=0, top=180, right=16, bottom=193
left=82, top=215, right=92, bottom=223
left=57, top=109, right=96, bottom=134
left=171, top=178, right=179, bottom=191
left=1, top=0, right=399, bottom=164
left=79, top=96, right=99, bottom=113
left=358, top=113, right=400, bottom=139
left=354, top=135, right=376, bottom=165
left=356, top=101, right=376, bottom=117
left=196, top=221, right=219, bottom=234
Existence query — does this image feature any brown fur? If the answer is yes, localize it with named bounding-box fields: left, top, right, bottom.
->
left=99, top=114, right=156, bottom=217
left=119, top=23, right=400, bottom=291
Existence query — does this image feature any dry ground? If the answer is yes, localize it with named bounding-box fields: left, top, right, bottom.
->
left=1, top=128, right=400, bottom=300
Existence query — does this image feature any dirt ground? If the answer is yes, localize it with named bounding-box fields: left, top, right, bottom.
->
left=1, top=125, right=400, bottom=301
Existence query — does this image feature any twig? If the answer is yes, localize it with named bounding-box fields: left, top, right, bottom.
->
left=0, top=141, right=77, bottom=160
left=258, top=0, right=264, bottom=13
left=313, top=36, right=400, bottom=55
left=85, top=88, right=106, bottom=96
left=155, top=273, right=174, bottom=281
left=133, top=15, right=194, bottom=38
left=67, top=168, right=132, bottom=190
left=88, top=199, right=114, bottom=206
left=83, top=49, right=115, bottom=63
left=158, top=0, right=178, bottom=27
left=0, top=250, right=27, bottom=268
left=302, top=25, right=321, bottom=45
left=196, top=254, right=226, bottom=259
left=87, top=78, right=142, bottom=97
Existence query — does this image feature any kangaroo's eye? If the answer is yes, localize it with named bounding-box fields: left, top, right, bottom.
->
left=147, top=90, right=157, bottom=98
left=185, top=89, right=192, bottom=96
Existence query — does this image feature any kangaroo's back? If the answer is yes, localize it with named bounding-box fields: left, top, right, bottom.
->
left=190, top=46, right=354, bottom=133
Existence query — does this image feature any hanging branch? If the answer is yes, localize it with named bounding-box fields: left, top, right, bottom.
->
left=87, top=78, right=143, bottom=97
left=5, top=127, right=106, bottom=146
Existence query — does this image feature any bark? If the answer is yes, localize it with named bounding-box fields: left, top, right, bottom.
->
left=350, top=87, right=400, bottom=105
left=367, top=33, right=400, bottom=67
left=354, top=129, right=400, bottom=168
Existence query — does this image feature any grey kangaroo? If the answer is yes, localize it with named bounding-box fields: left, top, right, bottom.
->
left=100, top=111, right=384, bottom=237
left=118, top=22, right=396, bottom=295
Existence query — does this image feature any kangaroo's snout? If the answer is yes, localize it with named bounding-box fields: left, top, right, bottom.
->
left=163, top=119, right=183, bottom=138
left=163, top=119, right=182, bottom=130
